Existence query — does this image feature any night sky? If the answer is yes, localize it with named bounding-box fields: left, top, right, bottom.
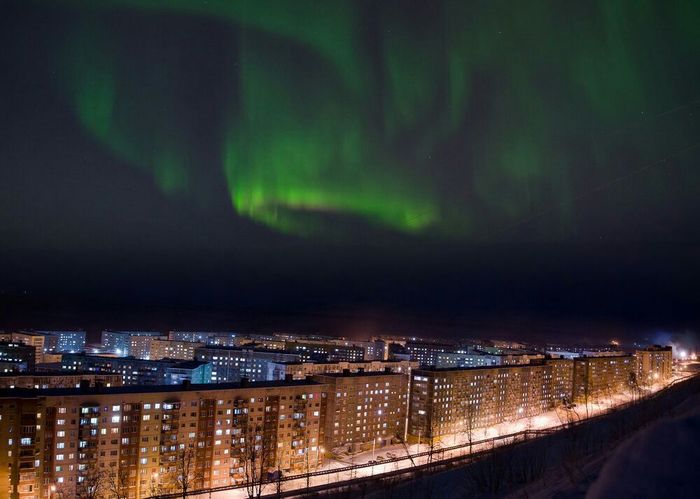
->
left=2, top=1, right=700, bottom=341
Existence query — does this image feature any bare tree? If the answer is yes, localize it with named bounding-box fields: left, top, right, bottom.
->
left=463, top=400, right=478, bottom=454
left=168, top=446, right=203, bottom=499
left=76, top=467, right=106, bottom=499
left=105, top=466, right=130, bottom=499
left=148, top=472, right=165, bottom=498
left=242, top=423, right=273, bottom=499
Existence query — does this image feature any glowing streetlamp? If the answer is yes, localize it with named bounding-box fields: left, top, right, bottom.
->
left=372, top=436, right=382, bottom=461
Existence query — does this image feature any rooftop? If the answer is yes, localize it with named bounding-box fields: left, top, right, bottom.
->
left=0, top=378, right=325, bottom=398
left=312, top=370, right=405, bottom=378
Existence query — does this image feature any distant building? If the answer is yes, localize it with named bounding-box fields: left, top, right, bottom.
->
left=61, top=353, right=211, bottom=385
left=236, top=335, right=287, bottom=350
left=101, top=331, right=162, bottom=356
left=284, top=340, right=364, bottom=362
left=164, top=360, right=212, bottom=384
left=0, top=332, right=46, bottom=364
left=149, top=338, right=204, bottom=360
left=36, top=330, right=86, bottom=353
left=635, top=345, right=673, bottom=386
left=545, top=344, right=626, bottom=360
left=314, top=370, right=408, bottom=451
left=0, top=342, right=36, bottom=372
left=0, top=371, right=122, bottom=389
left=195, top=346, right=299, bottom=382
left=404, top=341, right=457, bottom=366
left=325, top=339, right=387, bottom=361
left=168, top=331, right=244, bottom=347
left=267, top=359, right=419, bottom=380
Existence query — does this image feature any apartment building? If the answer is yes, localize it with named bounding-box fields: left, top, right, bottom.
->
left=0, top=333, right=46, bottom=364
left=0, top=379, right=327, bottom=499
left=404, top=341, right=457, bottom=366
left=284, top=341, right=364, bottom=362
left=148, top=339, right=204, bottom=361
left=313, top=370, right=408, bottom=452
left=0, top=342, right=36, bottom=372
left=195, top=346, right=299, bottom=383
left=168, top=331, right=239, bottom=347
left=36, top=331, right=86, bottom=354
left=267, top=360, right=418, bottom=381
left=635, top=345, right=673, bottom=386
left=61, top=354, right=212, bottom=386
left=407, top=359, right=574, bottom=441
left=100, top=332, right=162, bottom=356
left=572, top=355, right=634, bottom=403
left=0, top=372, right=122, bottom=389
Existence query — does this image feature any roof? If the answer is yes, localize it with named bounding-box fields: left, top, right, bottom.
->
left=0, top=370, right=121, bottom=378
left=312, top=370, right=405, bottom=378
left=167, top=360, right=209, bottom=369
left=271, top=360, right=411, bottom=366
left=0, top=379, right=325, bottom=398
left=413, top=360, right=578, bottom=374
left=195, top=345, right=297, bottom=355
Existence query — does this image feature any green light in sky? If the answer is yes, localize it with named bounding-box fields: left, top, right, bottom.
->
left=53, top=0, right=700, bottom=239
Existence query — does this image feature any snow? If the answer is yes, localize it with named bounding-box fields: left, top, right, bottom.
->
left=586, top=394, right=700, bottom=499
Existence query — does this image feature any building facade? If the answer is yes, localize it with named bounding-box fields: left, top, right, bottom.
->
left=100, top=332, right=162, bottom=357
left=572, top=355, right=634, bottom=403
left=61, top=354, right=211, bottom=386
left=168, top=331, right=239, bottom=347
left=635, top=345, right=673, bottom=386
left=195, top=346, right=299, bottom=383
left=313, top=371, right=408, bottom=452
left=0, top=333, right=46, bottom=364
left=148, top=339, right=204, bottom=361
left=267, top=360, right=418, bottom=381
left=407, top=359, right=574, bottom=441
left=0, top=342, right=36, bottom=372
left=0, top=380, right=326, bottom=499
left=284, top=341, right=364, bottom=363
left=0, top=372, right=122, bottom=389
left=36, top=331, right=86, bottom=354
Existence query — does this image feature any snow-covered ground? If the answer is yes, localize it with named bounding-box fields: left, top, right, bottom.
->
left=585, top=391, right=700, bottom=499
left=186, top=373, right=690, bottom=499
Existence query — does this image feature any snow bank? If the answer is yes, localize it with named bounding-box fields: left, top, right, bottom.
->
left=586, top=396, right=700, bottom=499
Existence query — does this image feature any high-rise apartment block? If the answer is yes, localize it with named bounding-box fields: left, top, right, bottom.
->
left=195, top=346, right=299, bottom=383
left=36, top=331, right=86, bottom=354
left=571, top=355, right=634, bottom=403
left=267, top=359, right=418, bottom=381
left=635, top=345, right=673, bottom=386
left=313, top=370, right=408, bottom=451
left=407, top=359, right=575, bottom=441
left=148, top=339, right=204, bottom=361
left=0, top=379, right=326, bottom=499
left=101, top=331, right=162, bottom=356
left=61, top=354, right=212, bottom=386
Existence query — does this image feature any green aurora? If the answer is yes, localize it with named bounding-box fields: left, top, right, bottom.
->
left=54, top=0, right=700, bottom=238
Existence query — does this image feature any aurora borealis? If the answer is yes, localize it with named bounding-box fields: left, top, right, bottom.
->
left=2, top=0, right=700, bottom=338
left=28, top=0, right=695, bottom=238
